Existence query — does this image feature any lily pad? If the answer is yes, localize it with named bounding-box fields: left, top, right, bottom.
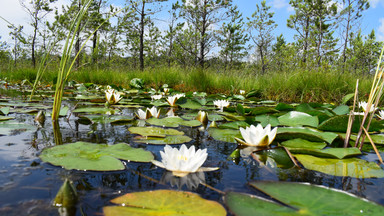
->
left=288, top=146, right=362, bottom=159
left=134, top=135, right=192, bottom=145
left=40, top=142, right=154, bottom=171
left=277, top=127, right=338, bottom=144
left=0, top=107, right=10, bottom=115
left=218, top=121, right=249, bottom=130
left=295, top=154, right=384, bottom=178
left=146, top=116, right=202, bottom=128
left=176, top=98, right=202, bottom=109
left=245, top=181, right=384, bottom=215
left=72, top=107, right=116, bottom=114
left=0, top=116, right=14, bottom=121
left=274, top=103, right=294, bottom=111
left=128, top=126, right=184, bottom=137
left=251, top=107, right=279, bottom=115
left=278, top=111, right=319, bottom=127
left=225, top=192, right=296, bottom=216
left=0, top=121, right=37, bottom=135
left=208, top=114, right=224, bottom=121
left=103, top=190, right=226, bottom=216
left=78, top=115, right=135, bottom=124
left=208, top=128, right=241, bottom=143
left=318, top=115, right=383, bottom=132
left=255, top=114, right=279, bottom=127
left=281, top=138, right=326, bottom=150
left=332, top=105, right=350, bottom=115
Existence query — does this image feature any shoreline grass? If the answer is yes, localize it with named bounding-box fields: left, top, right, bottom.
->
left=0, top=66, right=373, bottom=103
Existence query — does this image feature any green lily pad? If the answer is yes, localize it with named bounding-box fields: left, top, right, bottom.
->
left=0, top=107, right=10, bottom=115
left=218, top=121, right=249, bottom=130
left=59, top=106, right=70, bottom=117
left=278, top=111, right=319, bottom=127
left=288, top=147, right=361, bottom=159
left=103, top=190, right=226, bottom=216
left=150, top=100, right=169, bottom=107
left=332, top=105, right=350, bottom=115
left=129, top=126, right=184, bottom=137
left=251, top=107, right=279, bottom=115
left=225, top=192, right=297, bottom=216
left=277, top=127, right=338, bottom=144
left=342, top=93, right=354, bottom=104
left=146, top=116, right=202, bottom=128
left=318, top=115, right=383, bottom=133
left=0, top=121, right=37, bottom=135
left=78, top=115, right=135, bottom=124
left=0, top=116, right=14, bottom=121
left=255, top=114, right=280, bottom=127
left=208, top=114, right=224, bottom=121
left=246, top=181, right=384, bottom=215
left=72, top=107, right=116, bottom=114
left=40, top=142, right=154, bottom=171
left=221, top=112, right=246, bottom=121
left=281, top=138, right=327, bottom=150
left=134, top=135, right=192, bottom=145
left=208, top=128, right=241, bottom=143
left=275, top=103, right=294, bottom=111
left=176, top=98, right=202, bottom=109
left=295, top=103, right=316, bottom=112
left=295, top=154, right=384, bottom=178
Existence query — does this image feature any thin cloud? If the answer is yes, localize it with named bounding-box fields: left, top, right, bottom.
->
left=270, top=0, right=293, bottom=12
left=378, top=17, right=384, bottom=41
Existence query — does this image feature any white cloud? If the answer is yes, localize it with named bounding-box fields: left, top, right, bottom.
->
left=378, top=17, right=384, bottom=41
left=370, top=0, right=379, bottom=8
left=270, top=0, right=293, bottom=12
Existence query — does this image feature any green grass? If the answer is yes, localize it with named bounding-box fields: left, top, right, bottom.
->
left=0, top=66, right=373, bottom=103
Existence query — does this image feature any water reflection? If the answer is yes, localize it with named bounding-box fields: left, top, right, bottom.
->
left=161, top=171, right=205, bottom=190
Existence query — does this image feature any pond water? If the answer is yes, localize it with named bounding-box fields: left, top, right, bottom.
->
left=0, top=85, right=384, bottom=215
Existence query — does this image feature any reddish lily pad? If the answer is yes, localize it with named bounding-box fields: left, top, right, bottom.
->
left=103, top=190, right=226, bottom=216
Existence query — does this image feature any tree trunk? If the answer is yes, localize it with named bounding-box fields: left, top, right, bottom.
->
left=139, top=1, right=145, bottom=71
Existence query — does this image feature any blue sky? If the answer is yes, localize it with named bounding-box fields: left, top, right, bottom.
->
left=1, top=0, right=383, bottom=44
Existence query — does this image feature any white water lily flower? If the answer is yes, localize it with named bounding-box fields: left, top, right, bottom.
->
left=213, top=99, right=230, bottom=111
left=163, top=87, right=169, bottom=94
left=235, top=124, right=277, bottom=147
left=148, top=106, right=160, bottom=118
left=105, top=88, right=122, bottom=105
left=136, top=108, right=151, bottom=120
left=174, top=93, right=185, bottom=99
left=167, top=95, right=178, bottom=106
left=151, top=95, right=162, bottom=100
left=378, top=110, right=384, bottom=120
left=152, top=144, right=219, bottom=177
left=167, top=108, right=175, bottom=117
left=359, top=101, right=377, bottom=113
left=239, top=90, right=246, bottom=95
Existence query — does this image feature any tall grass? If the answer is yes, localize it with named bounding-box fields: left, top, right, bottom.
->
left=1, top=65, right=374, bottom=103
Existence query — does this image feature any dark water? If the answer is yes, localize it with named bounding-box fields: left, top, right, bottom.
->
left=0, top=88, right=384, bottom=216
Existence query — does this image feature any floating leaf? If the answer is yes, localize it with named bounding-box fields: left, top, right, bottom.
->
left=332, top=105, right=350, bottom=115
left=208, top=128, right=241, bottom=143
left=278, top=111, right=319, bottom=127
left=146, top=116, right=202, bottom=128
left=281, top=138, right=326, bottom=149
left=255, top=114, right=279, bottom=127
left=0, top=116, right=14, bottom=121
left=0, top=121, right=37, bottom=135
left=295, top=103, right=316, bottom=112
left=129, top=126, right=184, bottom=137
left=288, top=146, right=361, bottom=159
left=134, top=135, right=192, bottom=145
left=79, top=115, right=135, bottom=124
left=208, top=114, right=224, bottom=121
left=72, top=107, right=116, bottom=114
left=318, top=115, right=383, bottom=132
left=103, top=190, right=226, bottom=216
left=274, top=103, right=294, bottom=111
left=342, top=93, right=354, bottom=104
left=236, top=104, right=245, bottom=115
left=40, top=142, right=154, bottom=171
left=59, top=106, right=70, bottom=117
left=251, top=107, right=279, bottom=115
left=246, top=181, right=384, bottom=215
left=295, top=154, right=384, bottom=178
left=225, top=192, right=296, bottom=216
left=218, top=121, right=249, bottom=129
left=0, top=107, right=10, bottom=115
left=277, top=127, right=338, bottom=144
left=177, top=98, right=202, bottom=109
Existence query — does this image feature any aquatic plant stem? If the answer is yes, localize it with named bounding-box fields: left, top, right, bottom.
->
left=344, top=79, right=359, bottom=148
left=281, top=146, right=300, bottom=168
left=362, top=127, right=384, bottom=164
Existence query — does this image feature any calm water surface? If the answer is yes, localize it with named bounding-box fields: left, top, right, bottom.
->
left=0, top=88, right=383, bottom=216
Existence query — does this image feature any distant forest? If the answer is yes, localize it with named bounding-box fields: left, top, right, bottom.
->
left=0, top=0, right=382, bottom=75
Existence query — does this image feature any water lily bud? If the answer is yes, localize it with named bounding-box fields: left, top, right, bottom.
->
left=196, top=110, right=208, bottom=126
left=53, top=179, right=77, bottom=208
left=35, top=110, right=45, bottom=126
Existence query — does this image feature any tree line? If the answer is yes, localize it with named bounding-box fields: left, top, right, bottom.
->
left=0, top=0, right=382, bottom=75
